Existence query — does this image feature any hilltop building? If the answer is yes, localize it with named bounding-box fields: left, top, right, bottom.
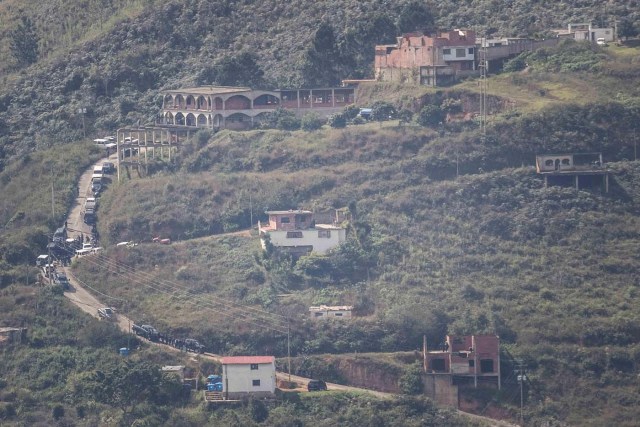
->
left=536, top=153, right=609, bottom=192
left=0, top=327, right=27, bottom=346
left=258, top=210, right=346, bottom=256
left=159, top=86, right=355, bottom=131
left=309, top=305, right=353, bottom=320
left=221, top=356, right=276, bottom=399
left=374, top=30, right=477, bottom=86
left=553, top=23, right=615, bottom=43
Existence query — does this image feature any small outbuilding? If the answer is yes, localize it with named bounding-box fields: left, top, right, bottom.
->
left=309, top=305, right=353, bottom=320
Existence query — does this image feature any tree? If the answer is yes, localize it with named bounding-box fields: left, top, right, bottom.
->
left=399, top=362, right=424, bottom=395
left=342, top=104, right=360, bottom=121
left=328, top=113, right=347, bottom=128
left=396, top=1, right=436, bottom=34
left=417, top=104, right=444, bottom=127
left=301, top=113, right=325, bottom=131
left=261, top=108, right=300, bottom=130
left=618, top=18, right=639, bottom=41
left=198, top=52, right=265, bottom=87
left=10, top=16, right=39, bottom=68
left=302, top=23, right=341, bottom=87
left=371, top=101, right=397, bottom=122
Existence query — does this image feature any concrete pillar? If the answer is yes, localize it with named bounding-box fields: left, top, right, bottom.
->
left=331, top=89, right=335, bottom=107
left=605, top=174, right=609, bottom=193
left=575, top=175, right=579, bottom=190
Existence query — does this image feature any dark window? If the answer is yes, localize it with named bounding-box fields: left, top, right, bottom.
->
left=545, top=159, right=553, bottom=166
left=443, top=48, right=451, bottom=55
left=250, top=364, right=259, bottom=370
left=468, top=48, right=474, bottom=54
left=281, top=217, right=290, bottom=224
left=480, top=359, right=494, bottom=373
left=286, top=231, right=303, bottom=238
left=431, top=358, right=446, bottom=372
left=318, top=230, right=331, bottom=238
left=334, top=312, right=343, bottom=317
left=314, top=312, right=324, bottom=317
left=456, top=48, right=465, bottom=58
left=562, top=158, right=570, bottom=165
left=469, top=360, right=475, bottom=367
left=252, top=379, right=261, bottom=386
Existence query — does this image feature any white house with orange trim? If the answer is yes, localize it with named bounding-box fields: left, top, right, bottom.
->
left=258, top=210, right=346, bottom=256
left=222, top=356, right=276, bottom=398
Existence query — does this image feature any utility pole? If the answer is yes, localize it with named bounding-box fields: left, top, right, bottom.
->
left=78, top=108, right=87, bottom=138
left=287, top=320, right=291, bottom=383
left=51, top=164, right=55, bottom=220
left=515, top=361, right=527, bottom=426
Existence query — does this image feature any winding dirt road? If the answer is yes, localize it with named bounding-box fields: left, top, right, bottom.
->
left=60, top=157, right=517, bottom=427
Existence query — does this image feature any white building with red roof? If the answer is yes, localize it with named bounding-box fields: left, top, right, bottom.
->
left=221, top=356, right=276, bottom=398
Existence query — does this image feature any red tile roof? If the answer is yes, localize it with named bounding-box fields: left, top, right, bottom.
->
left=222, top=356, right=275, bottom=365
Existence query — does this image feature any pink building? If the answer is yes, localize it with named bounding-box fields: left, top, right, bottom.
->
left=375, top=30, right=477, bottom=86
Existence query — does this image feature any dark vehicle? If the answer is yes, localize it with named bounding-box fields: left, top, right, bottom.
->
left=53, top=272, right=70, bottom=290
left=102, top=162, right=115, bottom=174
left=184, top=338, right=205, bottom=354
left=307, top=379, right=327, bottom=392
left=53, top=226, right=67, bottom=243
left=132, top=324, right=159, bottom=341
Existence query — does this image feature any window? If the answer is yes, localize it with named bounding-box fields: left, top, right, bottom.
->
left=561, top=158, right=570, bottom=165
left=318, top=230, right=331, bottom=238
left=480, top=359, right=494, bottom=373
left=469, top=360, right=475, bottom=367
left=443, top=48, right=451, bottom=55
left=281, top=217, right=290, bottom=224
left=468, top=48, right=474, bottom=54
left=456, top=48, right=465, bottom=58
left=545, top=159, right=553, bottom=166
left=252, top=379, right=261, bottom=386
left=431, top=358, right=446, bottom=372
left=314, top=312, right=324, bottom=317
left=250, top=364, right=259, bottom=370
left=286, top=231, right=303, bottom=238
left=333, top=312, right=343, bottom=317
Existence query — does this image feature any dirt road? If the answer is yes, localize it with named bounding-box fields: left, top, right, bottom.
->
left=59, top=158, right=516, bottom=427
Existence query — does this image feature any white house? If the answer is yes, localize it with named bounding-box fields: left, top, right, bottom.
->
left=222, top=356, right=276, bottom=399
left=309, top=305, right=353, bottom=320
left=258, top=210, right=346, bottom=256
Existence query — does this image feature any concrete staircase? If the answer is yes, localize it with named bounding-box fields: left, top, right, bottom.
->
left=205, top=391, right=224, bottom=401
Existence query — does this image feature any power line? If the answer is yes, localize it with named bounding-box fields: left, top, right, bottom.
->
left=53, top=243, right=290, bottom=334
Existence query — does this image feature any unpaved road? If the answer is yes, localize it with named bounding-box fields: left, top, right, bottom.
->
left=60, top=158, right=517, bottom=427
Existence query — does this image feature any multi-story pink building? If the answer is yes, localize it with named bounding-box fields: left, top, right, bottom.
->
left=160, top=86, right=356, bottom=131
left=375, top=30, right=477, bottom=86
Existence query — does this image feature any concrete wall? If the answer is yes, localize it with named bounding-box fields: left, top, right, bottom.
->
left=424, top=375, right=459, bottom=407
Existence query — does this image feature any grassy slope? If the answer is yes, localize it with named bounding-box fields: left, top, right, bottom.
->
left=69, top=115, right=640, bottom=426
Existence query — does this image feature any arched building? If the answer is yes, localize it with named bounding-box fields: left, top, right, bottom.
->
left=160, top=86, right=356, bottom=130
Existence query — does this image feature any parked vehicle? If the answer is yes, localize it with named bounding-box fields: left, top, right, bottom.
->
left=184, top=338, right=205, bottom=354
left=307, top=379, right=327, bottom=391
left=84, top=197, right=97, bottom=224
left=102, top=162, right=115, bottom=174
left=53, top=226, right=67, bottom=243
left=53, top=272, right=70, bottom=290
left=98, top=307, right=116, bottom=320
left=132, top=324, right=159, bottom=341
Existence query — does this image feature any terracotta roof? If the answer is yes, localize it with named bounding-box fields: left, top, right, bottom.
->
left=222, top=356, right=275, bottom=365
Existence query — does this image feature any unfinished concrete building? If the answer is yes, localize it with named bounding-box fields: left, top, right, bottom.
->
left=374, top=30, right=477, bottom=86
left=536, top=153, right=609, bottom=192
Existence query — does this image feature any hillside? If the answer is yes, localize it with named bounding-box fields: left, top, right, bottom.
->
left=2, top=0, right=640, bottom=425
left=0, top=0, right=639, bottom=169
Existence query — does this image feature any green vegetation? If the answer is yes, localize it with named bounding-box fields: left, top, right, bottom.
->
left=2, top=0, right=640, bottom=425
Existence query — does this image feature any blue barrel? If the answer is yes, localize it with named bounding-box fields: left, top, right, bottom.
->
left=119, top=347, right=129, bottom=356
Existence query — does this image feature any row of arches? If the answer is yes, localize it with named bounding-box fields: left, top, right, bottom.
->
left=163, top=94, right=279, bottom=111
left=163, top=111, right=273, bottom=130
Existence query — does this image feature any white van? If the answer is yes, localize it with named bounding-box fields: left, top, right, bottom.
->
left=93, top=165, right=104, bottom=174
left=596, top=38, right=607, bottom=46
